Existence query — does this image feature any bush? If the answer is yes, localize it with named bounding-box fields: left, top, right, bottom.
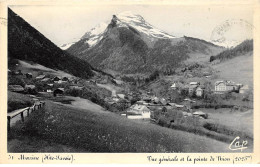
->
left=8, top=76, right=25, bottom=87
left=8, top=92, right=34, bottom=112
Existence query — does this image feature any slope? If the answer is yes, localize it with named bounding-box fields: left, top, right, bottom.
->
left=8, top=8, right=93, bottom=79
left=212, top=51, right=253, bottom=87
left=210, top=39, right=253, bottom=62
left=9, top=100, right=230, bottom=152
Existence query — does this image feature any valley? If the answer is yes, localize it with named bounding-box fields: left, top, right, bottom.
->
left=7, top=8, right=254, bottom=153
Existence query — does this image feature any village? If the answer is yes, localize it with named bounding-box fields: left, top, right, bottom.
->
left=8, top=64, right=252, bottom=129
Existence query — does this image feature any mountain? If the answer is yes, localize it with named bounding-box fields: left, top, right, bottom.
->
left=210, top=40, right=253, bottom=87
left=8, top=8, right=93, bottom=79
left=66, top=11, right=224, bottom=74
left=210, top=39, right=253, bottom=62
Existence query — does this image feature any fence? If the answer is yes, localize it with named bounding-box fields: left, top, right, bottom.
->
left=7, top=101, right=45, bottom=131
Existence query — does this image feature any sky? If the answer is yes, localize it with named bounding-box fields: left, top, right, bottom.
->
left=10, top=4, right=254, bottom=46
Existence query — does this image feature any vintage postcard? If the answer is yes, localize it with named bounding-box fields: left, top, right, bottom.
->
left=0, top=0, right=260, bottom=164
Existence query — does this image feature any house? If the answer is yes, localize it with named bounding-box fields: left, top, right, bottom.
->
left=239, top=85, right=249, bottom=94
left=159, top=98, right=167, bottom=105
left=53, top=88, right=64, bottom=97
left=152, top=97, right=159, bottom=103
left=196, top=87, right=204, bottom=97
left=25, top=73, right=33, bottom=78
left=47, top=89, right=53, bottom=93
left=190, top=82, right=199, bottom=85
left=53, top=76, right=61, bottom=81
left=127, top=103, right=151, bottom=119
left=69, top=85, right=83, bottom=90
left=36, top=75, right=45, bottom=80
left=189, top=82, right=199, bottom=94
left=171, top=83, right=177, bottom=90
left=8, top=85, right=24, bottom=92
left=55, top=80, right=67, bottom=84
left=193, top=111, right=208, bottom=119
left=215, top=80, right=236, bottom=92
left=117, top=94, right=125, bottom=99
left=47, top=83, right=54, bottom=87
left=41, top=78, right=51, bottom=82
left=62, top=77, right=69, bottom=81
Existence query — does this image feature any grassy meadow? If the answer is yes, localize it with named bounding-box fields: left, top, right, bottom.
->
left=8, top=101, right=230, bottom=153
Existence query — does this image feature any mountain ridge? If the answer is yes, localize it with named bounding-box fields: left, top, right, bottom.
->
left=8, top=8, right=94, bottom=79
left=66, top=11, right=224, bottom=74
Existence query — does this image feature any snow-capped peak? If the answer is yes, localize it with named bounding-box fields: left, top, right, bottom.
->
left=115, top=11, right=176, bottom=39
left=116, top=11, right=146, bottom=24
left=81, top=22, right=108, bottom=39
left=61, top=11, right=177, bottom=49
left=80, top=22, right=108, bottom=47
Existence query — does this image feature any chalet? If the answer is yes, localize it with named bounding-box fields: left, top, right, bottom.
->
left=193, top=111, right=208, bottom=119
left=159, top=98, right=167, bottom=105
left=188, top=82, right=200, bottom=95
left=215, top=80, right=236, bottom=92
left=47, top=83, right=54, bottom=87
left=25, top=73, right=33, bottom=78
left=55, top=80, right=67, bottom=84
left=239, top=85, right=249, bottom=94
left=53, top=88, right=64, bottom=97
left=36, top=75, right=45, bottom=80
left=171, top=83, right=177, bottom=90
left=8, top=85, right=24, bottom=92
left=41, top=78, right=51, bottom=82
left=62, top=77, right=69, bottom=81
left=53, top=76, right=61, bottom=81
left=69, top=85, right=83, bottom=90
left=117, top=94, right=125, bottom=99
left=127, top=103, right=151, bottom=119
left=24, top=84, right=36, bottom=90
left=196, top=87, right=204, bottom=97
left=45, top=84, right=54, bottom=92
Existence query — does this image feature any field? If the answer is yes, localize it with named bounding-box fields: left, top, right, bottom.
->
left=8, top=100, right=231, bottom=153
left=201, top=108, right=253, bottom=138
